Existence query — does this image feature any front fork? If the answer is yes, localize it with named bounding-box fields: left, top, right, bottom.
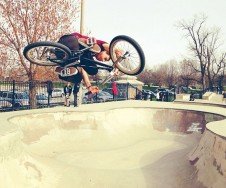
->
left=101, top=51, right=129, bottom=85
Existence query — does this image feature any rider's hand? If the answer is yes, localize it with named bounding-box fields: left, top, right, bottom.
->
left=88, top=85, right=99, bottom=94
left=115, top=49, right=123, bottom=58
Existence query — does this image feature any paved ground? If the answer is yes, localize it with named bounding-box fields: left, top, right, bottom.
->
left=0, top=100, right=226, bottom=188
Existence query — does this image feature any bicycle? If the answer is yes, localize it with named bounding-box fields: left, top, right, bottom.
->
left=23, top=35, right=145, bottom=84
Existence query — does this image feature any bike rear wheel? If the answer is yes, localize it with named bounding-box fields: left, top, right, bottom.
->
left=109, top=35, right=145, bottom=75
left=23, top=41, right=72, bottom=66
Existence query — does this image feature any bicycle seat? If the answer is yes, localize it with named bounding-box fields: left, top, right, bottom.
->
left=78, top=38, right=101, bottom=53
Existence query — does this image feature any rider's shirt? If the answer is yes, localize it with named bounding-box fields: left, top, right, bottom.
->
left=72, top=32, right=107, bottom=51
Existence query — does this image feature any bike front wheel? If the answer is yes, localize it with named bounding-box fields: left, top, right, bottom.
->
left=109, top=35, right=145, bottom=75
left=23, top=41, right=72, bottom=66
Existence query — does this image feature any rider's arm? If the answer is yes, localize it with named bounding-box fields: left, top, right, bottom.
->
left=102, top=43, right=122, bottom=58
left=102, top=43, right=110, bottom=53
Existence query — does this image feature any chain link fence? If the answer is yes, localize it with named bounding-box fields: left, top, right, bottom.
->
left=0, top=80, right=145, bottom=112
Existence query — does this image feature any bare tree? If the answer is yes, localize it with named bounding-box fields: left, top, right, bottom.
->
left=204, top=29, right=226, bottom=90
left=177, top=15, right=209, bottom=91
left=137, top=69, right=153, bottom=85
left=178, top=59, right=199, bottom=87
left=0, top=0, right=79, bottom=107
left=178, top=15, right=226, bottom=91
left=162, top=60, right=179, bottom=88
left=148, top=60, right=179, bottom=88
left=150, top=65, right=165, bottom=86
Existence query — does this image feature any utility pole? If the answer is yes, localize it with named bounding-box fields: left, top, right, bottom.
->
left=80, top=0, right=85, bottom=34
left=77, top=0, right=85, bottom=106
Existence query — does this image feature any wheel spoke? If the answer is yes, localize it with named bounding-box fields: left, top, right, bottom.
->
left=111, top=40, right=141, bottom=73
left=26, top=46, right=69, bottom=66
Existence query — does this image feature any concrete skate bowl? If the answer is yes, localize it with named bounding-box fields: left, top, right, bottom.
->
left=1, top=104, right=226, bottom=188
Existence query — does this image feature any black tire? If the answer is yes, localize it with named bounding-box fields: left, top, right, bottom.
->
left=13, top=103, right=21, bottom=110
left=23, top=41, right=72, bottom=66
left=99, top=98, right=104, bottom=103
left=109, top=35, right=145, bottom=75
left=82, top=97, right=88, bottom=104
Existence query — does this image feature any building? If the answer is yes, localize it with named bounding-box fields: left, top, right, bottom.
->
left=115, top=75, right=144, bottom=99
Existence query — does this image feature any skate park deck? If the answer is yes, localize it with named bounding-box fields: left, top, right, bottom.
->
left=0, top=100, right=226, bottom=188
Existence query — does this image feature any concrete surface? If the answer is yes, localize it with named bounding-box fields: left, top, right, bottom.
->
left=0, top=100, right=226, bottom=188
left=176, top=92, right=225, bottom=103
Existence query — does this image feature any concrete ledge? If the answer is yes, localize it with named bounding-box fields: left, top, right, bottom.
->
left=203, top=92, right=224, bottom=103
left=175, top=94, right=191, bottom=101
left=202, top=92, right=213, bottom=100
left=174, top=99, right=226, bottom=108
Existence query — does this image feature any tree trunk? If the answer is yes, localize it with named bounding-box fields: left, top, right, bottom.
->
left=28, top=73, right=37, bottom=109
left=201, top=73, right=206, bottom=93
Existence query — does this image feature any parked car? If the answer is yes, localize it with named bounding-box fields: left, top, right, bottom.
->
left=142, top=90, right=156, bottom=99
left=0, top=91, right=29, bottom=108
left=36, top=94, right=48, bottom=105
left=82, top=91, right=113, bottom=103
left=94, top=91, right=113, bottom=102
left=0, top=99, right=12, bottom=109
left=155, top=88, right=175, bottom=95
left=155, top=88, right=166, bottom=93
left=51, top=88, right=64, bottom=98
left=82, top=94, right=94, bottom=104
left=102, top=88, right=113, bottom=95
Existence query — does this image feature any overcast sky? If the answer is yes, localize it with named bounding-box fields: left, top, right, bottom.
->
left=75, top=0, right=226, bottom=67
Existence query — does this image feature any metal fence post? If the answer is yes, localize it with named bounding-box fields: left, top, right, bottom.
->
left=12, top=80, right=15, bottom=110
left=73, top=83, right=80, bottom=107
left=174, top=86, right=176, bottom=100
left=127, top=83, right=129, bottom=100
left=47, top=93, right=50, bottom=107
left=74, top=94, right=78, bottom=107
left=46, top=80, right=53, bottom=107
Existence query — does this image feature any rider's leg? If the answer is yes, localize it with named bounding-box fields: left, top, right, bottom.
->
left=55, top=66, right=98, bottom=94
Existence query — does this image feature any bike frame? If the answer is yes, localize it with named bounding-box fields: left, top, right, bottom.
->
left=77, top=57, right=113, bottom=72
left=52, top=43, right=114, bottom=72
